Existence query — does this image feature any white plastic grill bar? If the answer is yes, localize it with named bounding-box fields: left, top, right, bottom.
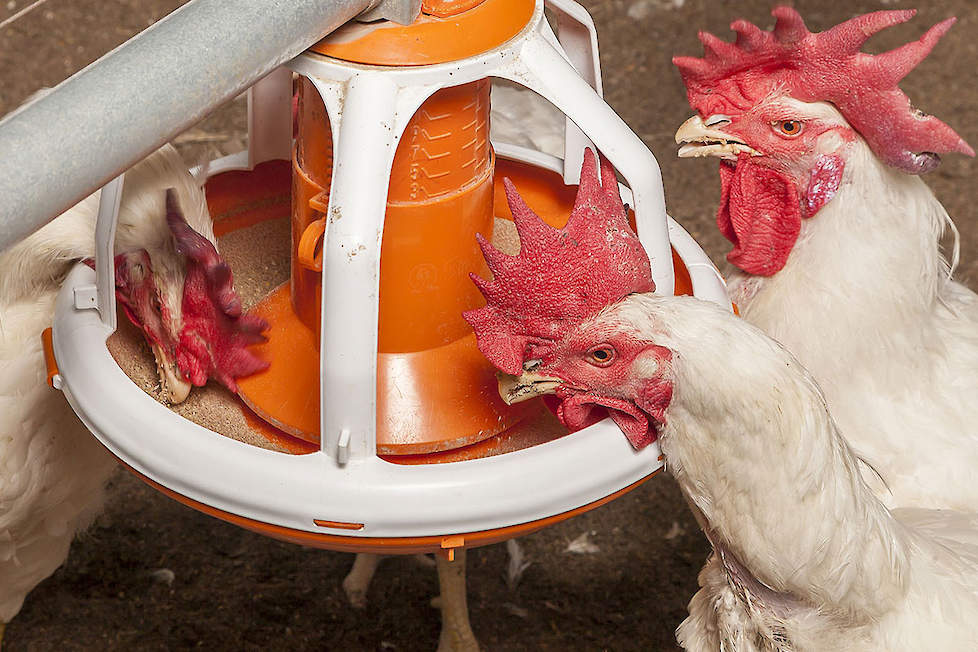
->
left=94, top=175, right=124, bottom=330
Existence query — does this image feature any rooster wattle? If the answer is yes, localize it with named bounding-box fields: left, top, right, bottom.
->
left=673, top=8, right=977, bottom=510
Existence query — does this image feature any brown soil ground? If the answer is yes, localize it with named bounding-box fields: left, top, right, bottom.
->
left=1, top=1, right=975, bottom=650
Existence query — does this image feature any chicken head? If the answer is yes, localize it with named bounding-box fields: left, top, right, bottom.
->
left=495, top=321, right=674, bottom=450
left=464, top=150, right=670, bottom=449
left=111, top=189, right=268, bottom=402
left=672, top=7, right=974, bottom=276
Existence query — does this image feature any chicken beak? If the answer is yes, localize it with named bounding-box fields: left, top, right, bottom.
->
left=150, top=343, right=192, bottom=404
left=675, top=114, right=761, bottom=160
left=497, top=371, right=563, bottom=405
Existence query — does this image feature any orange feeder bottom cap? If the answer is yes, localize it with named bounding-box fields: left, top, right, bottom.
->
left=236, top=283, right=535, bottom=454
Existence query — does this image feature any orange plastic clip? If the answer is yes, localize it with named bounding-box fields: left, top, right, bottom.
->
left=439, top=535, right=466, bottom=560
left=41, top=327, right=60, bottom=388
left=313, top=519, right=365, bottom=531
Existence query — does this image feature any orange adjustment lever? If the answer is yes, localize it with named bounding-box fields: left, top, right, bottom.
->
left=298, top=217, right=326, bottom=272
left=298, top=190, right=330, bottom=272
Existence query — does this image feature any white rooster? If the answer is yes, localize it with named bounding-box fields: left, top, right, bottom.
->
left=672, top=8, right=977, bottom=510
left=0, top=143, right=266, bottom=643
left=467, top=153, right=978, bottom=650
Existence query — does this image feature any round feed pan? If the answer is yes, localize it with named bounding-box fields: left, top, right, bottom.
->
left=50, top=145, right=727, bottom=553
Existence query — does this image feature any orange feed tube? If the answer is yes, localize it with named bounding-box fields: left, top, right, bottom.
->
left=239, top=76, right=534, bottom=454
left=237, top=0, right=541, bottom=454
left=294, top=77, right=496, bottom=352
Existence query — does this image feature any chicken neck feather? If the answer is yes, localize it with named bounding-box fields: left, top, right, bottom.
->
left=729, top=140, right=978, bottom=510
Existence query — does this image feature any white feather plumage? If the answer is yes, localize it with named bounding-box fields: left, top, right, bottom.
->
left=488, top=80, right=978, bottom=649
left=594, top=295, right=978, bottom=651
left=0, top=144, right=209, bottom=624
left=728, top=140, right=978, bottom=511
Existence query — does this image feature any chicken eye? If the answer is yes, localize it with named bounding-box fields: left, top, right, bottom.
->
left=587, top=344, right=616, bottom=367
left=774, top=120, right=804, bottom=137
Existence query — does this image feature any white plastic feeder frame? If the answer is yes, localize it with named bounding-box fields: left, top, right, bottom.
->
left=51, top=0, right=731, bottom=541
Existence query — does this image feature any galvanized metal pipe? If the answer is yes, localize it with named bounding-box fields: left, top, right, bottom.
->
left=0, top=0, right=374, bottom=252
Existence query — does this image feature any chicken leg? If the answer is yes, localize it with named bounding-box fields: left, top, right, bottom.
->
left=341, top=551, right=478, bottom=651
left=342, top=553, right=383, bottom=609
left=435, top=549, right=478, bottom=652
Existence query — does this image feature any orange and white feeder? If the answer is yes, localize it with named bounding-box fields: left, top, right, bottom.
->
left=49, top=0, right=730, bottom=554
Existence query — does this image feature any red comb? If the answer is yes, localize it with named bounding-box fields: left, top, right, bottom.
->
left=673, top=7, right=974, bottom=173
left=166, top=189, right=269, bottom=393
left=463, top=150, right=654, bottom=375
left=166, top=189, right=243, bottom=318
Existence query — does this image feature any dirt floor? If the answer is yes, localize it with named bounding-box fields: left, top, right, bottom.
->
left=1, top=0, right=976, bottom=650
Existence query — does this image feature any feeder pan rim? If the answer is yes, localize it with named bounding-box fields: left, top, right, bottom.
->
left=46, top=0, right=730, bottom=541
left=50, top=145, right=727, bottom=541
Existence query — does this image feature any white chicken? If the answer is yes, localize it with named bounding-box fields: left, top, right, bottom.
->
left=0, top=143, right=266, bottom=643
left=467, top=154, right=978, bottom=650
left=672, top=8, right=977, bottom=510
left=510, top=293, right=978, bottom=651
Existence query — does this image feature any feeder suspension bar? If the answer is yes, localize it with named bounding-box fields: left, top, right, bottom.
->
left=0, top=0, right=401, bottom=253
